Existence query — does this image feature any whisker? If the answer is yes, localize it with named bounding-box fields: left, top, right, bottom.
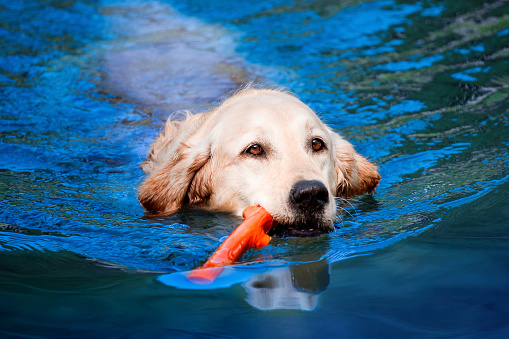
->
left=334, top=197, right=359, bottom=230
left=335, top=197, right=358, bottom=216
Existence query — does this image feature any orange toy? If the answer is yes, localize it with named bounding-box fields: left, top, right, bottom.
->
left=187, top=206, right=274, bottom=284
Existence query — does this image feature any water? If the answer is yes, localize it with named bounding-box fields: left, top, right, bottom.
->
left=1, top=0, right=508, bottom=337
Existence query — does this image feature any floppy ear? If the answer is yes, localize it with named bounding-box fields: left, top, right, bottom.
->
left=138, top=141, right=213, bottom=216
left=140, top=111, right=203, bottom=175
left=331, top=132, right=380, bottom=198
left=138, top=112, right=214, bottom=216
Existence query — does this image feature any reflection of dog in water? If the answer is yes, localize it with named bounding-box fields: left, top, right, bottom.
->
left=243, top=261, right=330, bottom=311
left=139, top=88, right=380, bottom=236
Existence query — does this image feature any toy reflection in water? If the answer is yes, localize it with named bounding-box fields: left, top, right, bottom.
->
left=158, top=260, right=330, bottom=311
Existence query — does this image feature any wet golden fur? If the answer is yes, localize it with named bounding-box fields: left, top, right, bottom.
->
left=138, top=88, right=380, bottom=231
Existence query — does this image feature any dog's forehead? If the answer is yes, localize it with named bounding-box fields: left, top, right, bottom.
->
left=218, top=93, right=324, bottom=132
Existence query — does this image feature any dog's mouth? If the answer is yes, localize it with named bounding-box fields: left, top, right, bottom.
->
left=267, top=221, right=329, bottom=238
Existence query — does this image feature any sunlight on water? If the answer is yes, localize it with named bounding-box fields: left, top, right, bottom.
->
left=1, top=0, right=509, bottom=333
left=1, top=0, right=508, bottom=274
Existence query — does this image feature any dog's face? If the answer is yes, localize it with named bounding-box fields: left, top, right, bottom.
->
left=139, top=89, right=380, bottom=236
left=206, top=92, right=338, bottom=235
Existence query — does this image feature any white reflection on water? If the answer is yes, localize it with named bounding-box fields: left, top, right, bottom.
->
left=243, top=261, right=330, bottom=311
left=101, top=0, right=254, bottom=114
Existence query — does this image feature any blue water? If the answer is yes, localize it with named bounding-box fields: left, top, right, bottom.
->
left=1, top=0, right=509, bottom=337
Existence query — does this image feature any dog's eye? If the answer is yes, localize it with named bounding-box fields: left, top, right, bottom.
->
left=246, top=144, right=264, bottom=156
left=311, top=138, right=325, bottom=152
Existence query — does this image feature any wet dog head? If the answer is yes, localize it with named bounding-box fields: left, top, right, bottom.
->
left=139, top=88, right=380, bottom=236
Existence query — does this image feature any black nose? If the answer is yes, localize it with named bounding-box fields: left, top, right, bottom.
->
left=290, top=180, right=329, bottom=212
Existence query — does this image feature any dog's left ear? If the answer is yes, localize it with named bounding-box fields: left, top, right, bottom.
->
left=330, top=131, right=380, bottom=197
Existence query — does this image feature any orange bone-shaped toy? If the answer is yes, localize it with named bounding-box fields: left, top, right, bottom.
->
left=187, top=206, right=273, bottom=284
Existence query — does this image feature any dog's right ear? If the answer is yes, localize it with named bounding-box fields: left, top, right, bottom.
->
left=138, top=141, right=212, bottom=216
left=138, top=113, right=213, bottom=216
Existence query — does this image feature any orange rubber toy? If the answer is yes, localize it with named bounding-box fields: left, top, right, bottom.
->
left=187, top=206, right=274, bottom=284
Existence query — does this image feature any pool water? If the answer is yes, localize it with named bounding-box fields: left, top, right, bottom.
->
left=1, top=0, right=508, bottom=337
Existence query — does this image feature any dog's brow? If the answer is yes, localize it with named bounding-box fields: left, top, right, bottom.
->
left=235, top=128, right=270, bottom=144
left=306, top=124, right=328, bottom=139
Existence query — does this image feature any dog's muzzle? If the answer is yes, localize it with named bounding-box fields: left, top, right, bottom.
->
left=268, top=180, right=331, bottom=237
left=290, top=180, right=329, bottom=212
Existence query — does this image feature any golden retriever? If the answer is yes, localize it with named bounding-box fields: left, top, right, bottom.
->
left=138, top=88, right=380, bottom=236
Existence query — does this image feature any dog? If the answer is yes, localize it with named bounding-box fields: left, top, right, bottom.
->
left=138, top=88, right=380, bottom=236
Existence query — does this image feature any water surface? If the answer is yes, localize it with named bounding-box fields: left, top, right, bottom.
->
left=1, top=0, right=508, bottom=337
